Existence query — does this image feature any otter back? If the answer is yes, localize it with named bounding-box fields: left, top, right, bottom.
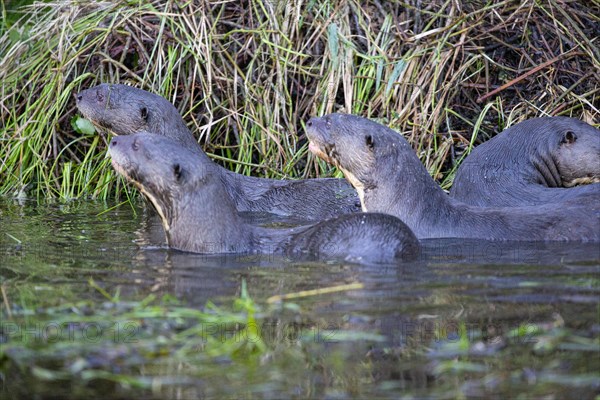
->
left=450, top=117, right=600, bottom=207
left=305, top=113, right=600, bottom=242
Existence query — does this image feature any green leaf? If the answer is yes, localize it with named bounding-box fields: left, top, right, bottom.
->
left=327, top=23, right=339, bottom=67
left=71, top=116, right=96, bottom=135
left=385, top=59, right=407, bottom=97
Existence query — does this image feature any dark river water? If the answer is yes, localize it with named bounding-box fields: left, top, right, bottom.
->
left=1, top=199, right=599, bottom=399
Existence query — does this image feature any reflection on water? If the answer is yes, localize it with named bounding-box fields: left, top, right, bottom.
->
left=1, top=198, right=599, bottom=398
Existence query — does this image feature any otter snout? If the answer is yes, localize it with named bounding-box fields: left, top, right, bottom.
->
left=108, top=135, right=132, bottom=157
left=108, top=136, right=124, bottom=159
left=306, top=116, right=333, bottom=161
left=109, top=135, right=140, bottom=152
left=107, top=136, right=126, bottom=172
left=75, top=89, right=88, bottom=108
left=75, top=84, right=110, bottom=108
left=306, top=115, right=331, bottom=132
left=306, top=116, right=333, bottom=144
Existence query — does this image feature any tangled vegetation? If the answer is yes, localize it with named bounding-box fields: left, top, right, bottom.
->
left=1, top=0, right=598, bottom=199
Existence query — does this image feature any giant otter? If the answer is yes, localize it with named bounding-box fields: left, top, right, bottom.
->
left=107, top=132, right=420, bottom=263
left=306, top=113, right=600, bottom=241
left=451, top=117, right=600, bottom=207
left=76, top=83, right=359, bottom=221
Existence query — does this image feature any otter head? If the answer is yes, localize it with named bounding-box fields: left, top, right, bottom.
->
left=76, top=84, right=199, bottom=151
left=76, top=84, right=156, bottom=134
left=109, top=133, right=248, bottom=253
left=306, top=113, right=403, bottom=211
left=553, top=119, right=600, bottom=187
left=108, top=132, right=223, bottom=238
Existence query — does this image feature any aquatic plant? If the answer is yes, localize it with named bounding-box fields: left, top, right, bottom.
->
left=1, top=0, right=598, bottom=199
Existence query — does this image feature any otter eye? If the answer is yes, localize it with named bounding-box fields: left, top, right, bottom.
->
left=132, top=139, right=139, bottom=151
left=96, top=90, right=104, bottom=102
left=141, top=106, right=148, bottom=121
left=365, top=134, right=374, bottom=149
left=561, top=130, right=577, bottom=144
left=173, top=163, right=183, bottom=181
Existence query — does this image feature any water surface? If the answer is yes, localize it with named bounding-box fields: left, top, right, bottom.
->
left=1, top=199, right=598, bottom=399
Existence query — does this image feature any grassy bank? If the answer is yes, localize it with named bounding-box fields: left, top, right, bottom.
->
left=1, top=0, right=598, bottom=199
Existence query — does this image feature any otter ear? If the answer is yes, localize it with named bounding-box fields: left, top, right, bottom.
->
left=173, top=163, right=184, bottom=181
left=365, top=134, right=375, bottom=150
left=561, top=130, right=577, bottom=145
left=141, top=106, right=149, bottom=122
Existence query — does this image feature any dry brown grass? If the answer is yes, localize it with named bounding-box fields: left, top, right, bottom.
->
left=1, top=0, right=598, bottom=198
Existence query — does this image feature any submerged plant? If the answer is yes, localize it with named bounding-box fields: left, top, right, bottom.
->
left=0, top=279, right=267, bottom=389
